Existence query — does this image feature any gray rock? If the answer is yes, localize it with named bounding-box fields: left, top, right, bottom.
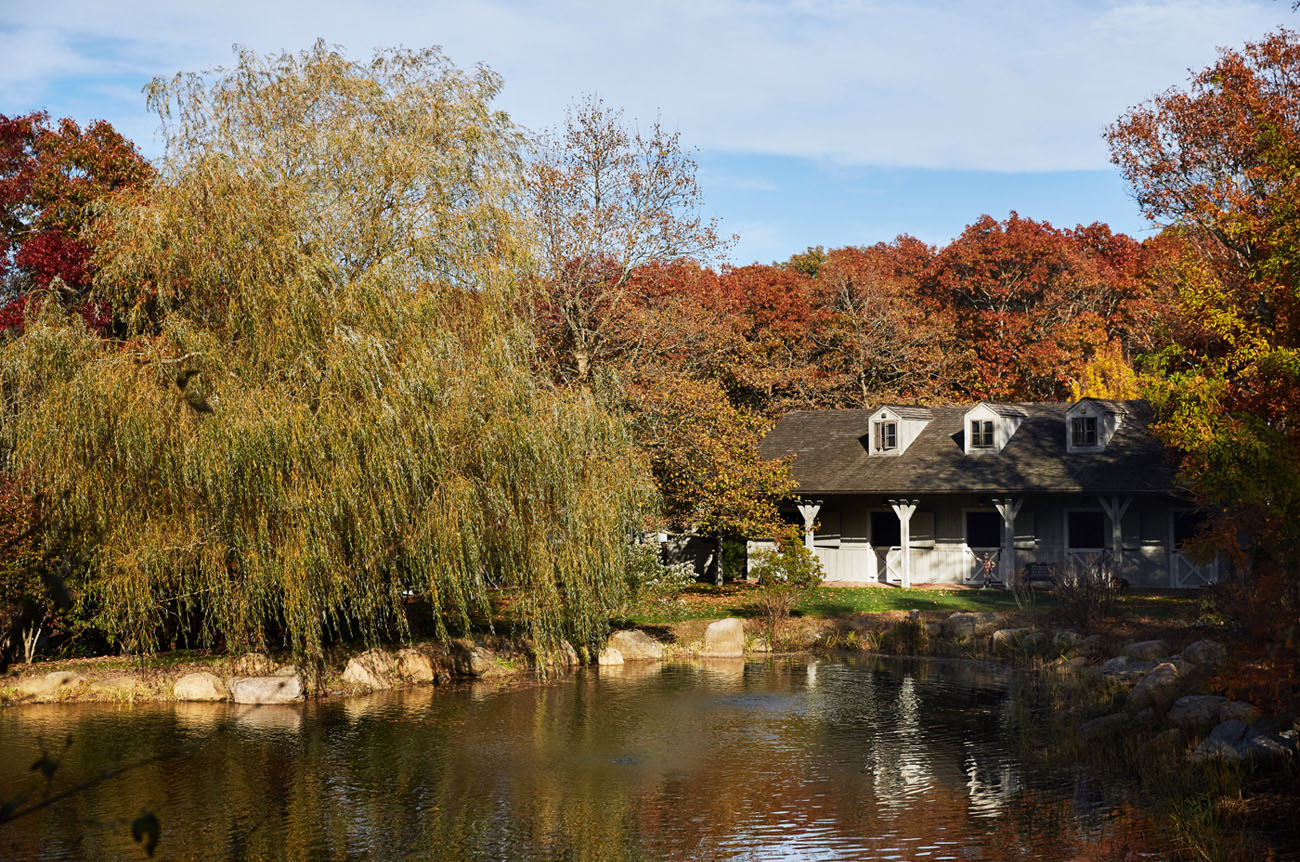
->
left=1128, top=661, right=1184, bottom=711
left=1191, top=719, right=1297, bottom=763
left=451, top=640, right=494, bottom=677
left=173, top=671, right=226, bottom=702
left=701, top=618, right=745, bottom=657
left=1220, top=700, right=1262, bottom=725
left=991, top=628, right=1032, bottom=650
left=1079, top=713, right=1128, bottom=738
left=1168, top=695, right=1227, bottom=734
left=1182, top=639, right=1228, bottom=668
left=597, top=647, right=624, bottom=666
left=941, top=612, right=977, bottom=640
left=1021, top=631, right=1049, bottom=651
left=394, top=648, right=434, bottom=683
left=556, top=641, right=580, bottom=667
left=1122, top=640, right=1170, bottom=662
left=229, top=675, right=303, bottom=704
left=17, top=671, right=86, bottom=700
left=608, top=630, right=665, bottom=661
left=273, top=665, right=298, bottom=677
left=1052, top=630, right=1084, bottom=649
left=1101, top=656, right=1159, bottom=681
left=342, top=649, right=394, bottom=691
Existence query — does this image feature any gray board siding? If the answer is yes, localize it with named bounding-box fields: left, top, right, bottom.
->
left=757, top=402, right=1180, bottom=496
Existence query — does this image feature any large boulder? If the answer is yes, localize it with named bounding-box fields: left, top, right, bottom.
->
left=450, top=640, right=494, bottom=677
left=942, top=613, right=976, bottom=640
left=229, top=675, right=303, bottom=704
left=597, top=647, right=624, bottom=666
left=394, top=648, right=434, bottom=684
left=342, top=649, right=395, bottom=691
left=174, top=672, right=226, bottom=702
left=1168, top=695, right=1227, bottom=734
left=700, top=618, right=745, bottom=657
left=1122, top=640, right=1170, bottom=662
left=992, top=628, right=1045, bottom=652
left=1220, top=700, right=1263, bottom=725
left=1190, top=719, right=1298, bottom=764
left=1182, top=639, right=1228, bottom=669
left=943, top=611, right=1002, bottom=640
left=16, top=671, right=86, bottom=701
left=608, top=630, right=664, bottom=661
left=1052, top=630, right=1084, bottom=650
left=1127, top=662, right=1184, bottom=712
left=1100, top=656, right=1158, bottom=682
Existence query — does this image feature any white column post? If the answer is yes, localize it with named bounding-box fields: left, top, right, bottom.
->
left=795, top=501, right=822, bottom=551
left=1098, top=496, right=1131, bottom=566
left=991, top=497, right=1023, bottom=585
left=889, top=499, right=918, bottom=588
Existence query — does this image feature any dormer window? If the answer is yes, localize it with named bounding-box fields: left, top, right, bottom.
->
left=875, top=421, right=898, bottom=451
left=868, top=405, right=931, bottom=455
left=962, top=402, right=1024, bottom=455
left=1071, top=416, right=1098, bottom=447
left=970, top=420, right=994, bottom=449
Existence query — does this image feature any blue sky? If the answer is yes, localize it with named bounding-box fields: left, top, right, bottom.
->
left=1, top=0, right=1293, bottom=264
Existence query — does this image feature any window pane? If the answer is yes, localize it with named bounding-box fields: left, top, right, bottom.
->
left=1071, top=416, right=1098, bottom=446
left=1067, top=511, right=1106, bottom=549
left=871, top=511, right=901, bottom=546
left=1173, top=511, right=1206, bottom=547
left=966, top=511, right=1002, bottom=547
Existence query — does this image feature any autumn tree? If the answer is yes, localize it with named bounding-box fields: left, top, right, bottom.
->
left=923, top=213, right=1163, bottom=400
left=812, top=240, right=964, bottom=406
left=0, top=44, right=653, bottom=677
left=0, top=112, right=151, bottom=330
left=526, top=95, right=730, bottom=384
left=1108, top=28, right=1300, bottom=600
left=627, top=376, right=794, bottom=582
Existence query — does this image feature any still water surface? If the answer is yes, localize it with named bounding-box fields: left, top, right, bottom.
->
left=0, top=656, right=1145, bottom=860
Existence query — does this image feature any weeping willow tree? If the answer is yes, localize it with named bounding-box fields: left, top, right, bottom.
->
left=0, top=43, right=654, bottom=678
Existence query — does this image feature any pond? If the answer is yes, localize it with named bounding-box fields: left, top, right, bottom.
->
left=0, top=656, right=1148, bottom=861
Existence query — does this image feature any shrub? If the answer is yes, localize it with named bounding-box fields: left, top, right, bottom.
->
left=623, top=541, right=697, bottom=608
left=1056, top=556, right=1121, bottom=626
left=749, top=535, right=824, bottom=646
left=878, top=618, right=929, bottom=655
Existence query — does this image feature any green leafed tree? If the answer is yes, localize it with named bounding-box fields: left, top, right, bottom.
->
left=0, top=42, right=654, bottom=681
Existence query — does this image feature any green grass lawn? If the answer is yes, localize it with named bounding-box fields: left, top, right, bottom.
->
left=622, top=582, right=1199, bottom=626
left=800, top=586, right=1041, bottom=616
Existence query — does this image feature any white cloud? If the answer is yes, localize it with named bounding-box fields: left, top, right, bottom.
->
left=0, top=0, right=1291, bottom=170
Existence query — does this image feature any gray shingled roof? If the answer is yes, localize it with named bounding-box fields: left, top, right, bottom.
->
left=880, top=405, right=934, bottom=420
left=757, top=401, right=1181, bottom=495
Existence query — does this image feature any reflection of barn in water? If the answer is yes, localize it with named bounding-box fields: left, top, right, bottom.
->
left=805, top=657, right=1028, bottom=820
left=963, top=741, right=1022, bottom=817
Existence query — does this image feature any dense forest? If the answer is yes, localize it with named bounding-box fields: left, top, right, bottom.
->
left=2, top=30, right=1298, bottom=672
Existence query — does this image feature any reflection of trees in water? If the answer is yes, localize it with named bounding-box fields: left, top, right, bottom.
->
left=0, top=659, right=1124, bottom=860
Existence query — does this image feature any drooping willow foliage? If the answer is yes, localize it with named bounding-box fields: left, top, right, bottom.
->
left=0, top=43, right=654, bottom=674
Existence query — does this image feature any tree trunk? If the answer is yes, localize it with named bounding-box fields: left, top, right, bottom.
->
left=715, top=535, right=724, bottom=587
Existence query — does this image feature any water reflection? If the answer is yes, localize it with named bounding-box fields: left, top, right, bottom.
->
left=0, top=656, right=1147, bottom=861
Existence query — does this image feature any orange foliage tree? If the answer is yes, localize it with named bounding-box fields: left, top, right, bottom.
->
left=1108, top=28, right=1300, bottom=635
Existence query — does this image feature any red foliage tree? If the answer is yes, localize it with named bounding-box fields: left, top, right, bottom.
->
left=924, top=213, right=1167, bottom=400
left=0, top=112, right=151, bottom=332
